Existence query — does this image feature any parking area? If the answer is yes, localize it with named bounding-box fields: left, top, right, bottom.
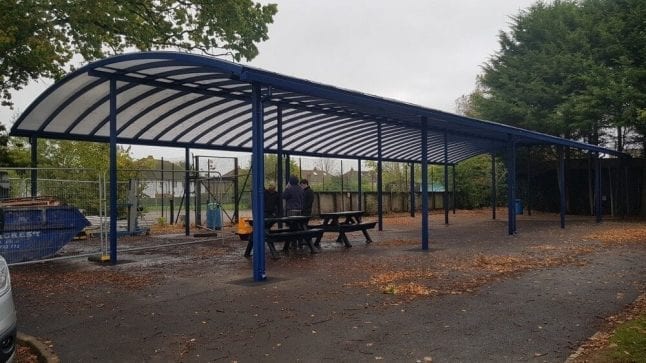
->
left=10, top=210, right=646, bottom=362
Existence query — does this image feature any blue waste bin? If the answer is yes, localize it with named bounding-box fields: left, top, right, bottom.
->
left=206, top=203, right=222, bottom=230
left=515, top=199, right=523, bottom=215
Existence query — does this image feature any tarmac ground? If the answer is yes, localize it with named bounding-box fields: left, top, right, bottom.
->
left=11, top=210, right=646, bottom=362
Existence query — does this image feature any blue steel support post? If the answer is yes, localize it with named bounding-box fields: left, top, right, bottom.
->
left=452, top=164, right=456, bottom=214
left=184, top=149, right=190, bottom=236
left=410, top=162, right=415, bottom=217
left=284, top=155, right=290, bottom=186
left=161, top=157, right=165, bottom=222
left=558, top=146, right=566, bottom=228
left=340, top=161, right=344, bottom=210
left=527, top=150, right=532, bottom=216
left=506, top=135, right=517, bottom=235
left=233, top=158, right=239, bottom=222
left=624, top=162, right=630, bottom=216
left=491, top=154, right=497, bottom=220
left=421, top=119, right=429, bottom=250
left=109, top=79, right=118, bottom=264
left=251, top=83, right=266, bottom=281
left=357, top=159, right=363, bottom=211
left=377, top=122, right=383, bottom=231
left=443, top=131, right=449, bottom=225
left=276, top=105, right=283, bottom=218
left=30, top=136, right=37, bottom=197
left=595, top=154, right=602, bottom=223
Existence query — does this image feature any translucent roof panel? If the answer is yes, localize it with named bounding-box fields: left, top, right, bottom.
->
left=12, top=51, right=626, bottom=163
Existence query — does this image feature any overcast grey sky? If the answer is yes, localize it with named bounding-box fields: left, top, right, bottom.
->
left=249, top=0, right=536, bottom=111
left=1, top=0, right=537, bottom=162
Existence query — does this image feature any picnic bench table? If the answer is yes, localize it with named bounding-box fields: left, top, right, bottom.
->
left=311, top=211, right=376, bottom=248
left=244, top=216, right=323, bottom=258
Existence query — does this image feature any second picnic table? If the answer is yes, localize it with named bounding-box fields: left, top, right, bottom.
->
left=313, top=210, right=376, bottom=248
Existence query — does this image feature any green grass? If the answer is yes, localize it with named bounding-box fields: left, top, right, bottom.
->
left=605, top=314, right=646, bottom=362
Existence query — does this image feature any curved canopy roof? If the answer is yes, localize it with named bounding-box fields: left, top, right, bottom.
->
left=11, top=52, right=625, bottom=164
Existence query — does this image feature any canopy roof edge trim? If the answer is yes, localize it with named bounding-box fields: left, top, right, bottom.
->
left=11, top=51, right=627, bottom=163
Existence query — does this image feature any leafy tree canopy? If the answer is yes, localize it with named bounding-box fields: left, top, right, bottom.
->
left=0, top=123, right=31, bottom=167
left=35, top=139, right=136, bottom=179
left=468, top=0, right=645, bottom=152
left=0, top=0, right=277, bottom=107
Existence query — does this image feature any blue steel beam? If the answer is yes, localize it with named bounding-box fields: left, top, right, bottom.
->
left=410, top=162, right=415, bottom=218
left=444, top=131, right=449, bottom=225
left=421, top=120, right=429, bottom=250
left=452, top=165, right=456, bottom=214
left=358, top=159, right=363, bottom=211
left=559, top=146, right=566, bottom=228
left=377, top=122, right=383, bottom=231
left=276, top=105, right=284, bottom=218
left=251, top=83, right=266, bottom=281
left=527, top=149, right=532, bottom=216
left=595, top=154, right=602, bottom=223
left=109, top=79, right=118, bottom=264
left=506, top=135, right=517, bottom=235
left=184, top=148, right=190, bottom=236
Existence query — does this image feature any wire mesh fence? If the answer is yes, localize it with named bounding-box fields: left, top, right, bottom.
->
left=1, top=168, right=106, bottom=264
left=0, top=167, right=235, bottom=265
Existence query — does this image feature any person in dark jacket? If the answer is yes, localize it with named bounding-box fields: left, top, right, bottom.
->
left=264, top=182, right=280, bottom=218
left=282, top=175, right=303, bottom=216
left=300, top=179, right=314, bottom=216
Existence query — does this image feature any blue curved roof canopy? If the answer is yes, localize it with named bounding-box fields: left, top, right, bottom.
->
left=11, top=51, right=626, bottom=164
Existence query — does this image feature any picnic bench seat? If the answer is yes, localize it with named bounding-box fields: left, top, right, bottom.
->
left=267, top=227, right=293, bottom=234
left=244, top=228, right=324, bottom=258
left=309, top=221, right=376, bottom=247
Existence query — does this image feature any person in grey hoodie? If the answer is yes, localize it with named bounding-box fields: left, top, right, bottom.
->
left=282, top=175, right=303, bottom=216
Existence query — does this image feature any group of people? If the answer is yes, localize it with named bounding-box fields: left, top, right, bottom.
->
left=264, top=175, right=314, bottom=217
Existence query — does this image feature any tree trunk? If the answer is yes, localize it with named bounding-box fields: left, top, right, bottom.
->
left=616, top=126, right=623, bottom=152
left=641, top=160, right=646, bottom=217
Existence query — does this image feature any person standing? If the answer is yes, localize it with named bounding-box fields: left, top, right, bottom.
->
left=264, top=182, right=280, bottom=218
left=283, top=175, right=303, bottom=216
left=300, top=179, right=314, bottom=216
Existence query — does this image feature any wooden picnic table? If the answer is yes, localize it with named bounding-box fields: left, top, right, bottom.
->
left=313, top=211, right=376, bottom=248
left=244, top=216, right=322, bottom=258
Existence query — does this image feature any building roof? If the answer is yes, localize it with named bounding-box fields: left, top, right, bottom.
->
left=10, top=52, right=627, bottom=165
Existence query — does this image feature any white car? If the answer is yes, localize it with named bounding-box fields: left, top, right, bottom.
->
left=0, top=256, right=16, bottom=362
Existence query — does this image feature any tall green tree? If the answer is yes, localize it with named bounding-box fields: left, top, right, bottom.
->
left=470, top=0, right=645, bottom=153
left=0, top=123, right=31, bottom=167
left=580, top=0, right=646, bottom=151
left=0, top=0, right=277, bottom=107
left=33, top=140, right=138, bottom=212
